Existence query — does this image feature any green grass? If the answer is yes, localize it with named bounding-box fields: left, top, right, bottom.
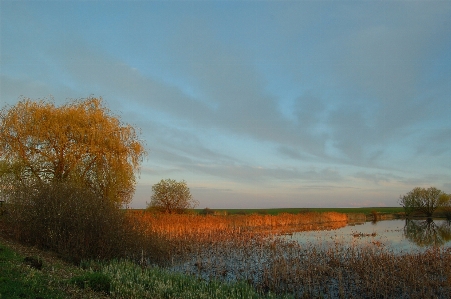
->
left=0, top=239, right=110, bottom=299
left=1, top=240, right=291, bottom=299
left=194, top=207, right=404, bottom=215
left=100, top=259, right=292, bottom=299
left=0, top=244, right=63, bottom=299
left=70, top=272, right=111, bottom=294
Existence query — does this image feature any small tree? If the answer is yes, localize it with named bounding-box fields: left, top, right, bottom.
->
left=399, top=187, right=449, bottom=218
left=149, top=179, right=198, bottom=213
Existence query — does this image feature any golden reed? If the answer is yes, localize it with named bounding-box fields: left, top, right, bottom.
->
left=127, top=211, right=348, bottom=239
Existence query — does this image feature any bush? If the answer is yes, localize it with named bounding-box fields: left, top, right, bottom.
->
left=4, top=182, right=123, bottom=262
left=201, top=207, right=215, bottom=215
left=3, top=182, right=169, bottom=265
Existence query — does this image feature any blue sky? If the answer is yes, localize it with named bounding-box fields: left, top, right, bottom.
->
left=1, top=0, right=450, bottom=209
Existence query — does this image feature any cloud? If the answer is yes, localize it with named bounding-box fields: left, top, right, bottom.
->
left=1, top=1, right=450, bottom=208
left=353, top=172, right=403, bottom=185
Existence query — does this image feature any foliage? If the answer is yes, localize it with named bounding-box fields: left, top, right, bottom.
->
left=101, top=260, right=290, bottom=299
left=148, top=179, right=198, bottom=214
left=2, top=182, right=169, bottom=265
left=201, top=207, right=215, bottom=215
left=399, top=187, right=450, bottom=217
left=3, top=182, right=128, bottom=262
left=0, top=97, right=146, bottom=206
left=131, top=211, right=348, bottom=240
left=70, top=272, right=111, bottom=294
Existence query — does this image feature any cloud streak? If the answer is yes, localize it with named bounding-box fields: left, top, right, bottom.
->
left=1, top=1, right=450, bottom=208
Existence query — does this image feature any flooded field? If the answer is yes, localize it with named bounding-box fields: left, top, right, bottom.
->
left=130, top=212, right=451, bottom=298
left=283, top=219, right=451, bottom=253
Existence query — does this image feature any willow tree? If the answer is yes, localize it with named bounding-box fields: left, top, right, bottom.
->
left=0, top=97, right=146, bottom=205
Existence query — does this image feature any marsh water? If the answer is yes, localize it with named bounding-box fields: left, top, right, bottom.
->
left=281, top=218, right=451, bottom=253
left=170, top=217, right=451, bottom=295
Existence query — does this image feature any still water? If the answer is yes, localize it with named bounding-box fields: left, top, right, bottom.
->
left=282, top=219, right=451, bottom=253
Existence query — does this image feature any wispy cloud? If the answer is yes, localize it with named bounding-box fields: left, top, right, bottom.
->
left=1, top=0, right=450, bottom=208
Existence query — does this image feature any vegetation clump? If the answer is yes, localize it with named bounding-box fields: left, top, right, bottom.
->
left=0, top=98, right=168, bottom=265
left=70, top=272, right=111, bottom=294
left=148, top=178, right=199, bottom=214
left=399, top=187, right=450, bottom=217
left=23, top=256, right=43, bottom=270
left=0, top=97, right=146, bottom=206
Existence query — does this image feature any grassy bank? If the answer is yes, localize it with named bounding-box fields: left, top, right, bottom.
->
left=0, top=238, right=107, bottom=299
left=0, top=238, right=289, bottom=299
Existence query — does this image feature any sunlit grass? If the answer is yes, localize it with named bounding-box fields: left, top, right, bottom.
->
left=100, top=259, right=292, bottom=299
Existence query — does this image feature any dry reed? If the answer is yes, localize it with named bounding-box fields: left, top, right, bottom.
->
left=127, top=211, right=451, bottom=298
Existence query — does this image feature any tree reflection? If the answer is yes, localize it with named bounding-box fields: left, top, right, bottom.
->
left=404, top=219, right=451, bottom=247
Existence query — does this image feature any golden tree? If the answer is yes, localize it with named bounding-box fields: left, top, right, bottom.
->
left=0, top=97, right=146, bottom=205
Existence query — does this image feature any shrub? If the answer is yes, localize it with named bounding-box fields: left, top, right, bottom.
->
left=70, top=272, right=111, bottom=294
left=3, top=181, right=169, bottom=264
left=201, top=207, right=215, bottom=215
left=4, top=182, right=122, bottom=261
left=23, top=256, right=43, bottom=270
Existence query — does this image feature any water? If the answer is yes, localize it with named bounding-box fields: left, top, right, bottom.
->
left=169, top=218, right=451, bottom=297
left=281, top=219, right=451, bottom=253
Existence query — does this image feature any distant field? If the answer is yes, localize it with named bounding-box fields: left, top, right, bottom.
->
left=194, top=207, right=404, bottom=215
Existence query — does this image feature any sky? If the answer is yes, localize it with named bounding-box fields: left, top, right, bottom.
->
left=1, top=0, right=450, bottom=209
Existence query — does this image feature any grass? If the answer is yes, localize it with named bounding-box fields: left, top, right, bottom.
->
left=0, top=243, right=65, bottom=299
left=129, top=211, right=451, bottom=298
left=2, top=209, right=450, bottom=298
left=0, top=238, right=108, bottom=299
left=101, top=259, right=292, bottom=299
left=0, top=243, right=63, bottom=299
left=0, top=238, right=291, bottom=299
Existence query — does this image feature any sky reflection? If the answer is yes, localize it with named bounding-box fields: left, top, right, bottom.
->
left=282, top=219, right=451, bottom=254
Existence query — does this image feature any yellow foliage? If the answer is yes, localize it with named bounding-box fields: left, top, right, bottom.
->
left=0, top=97, right=146, bottom=205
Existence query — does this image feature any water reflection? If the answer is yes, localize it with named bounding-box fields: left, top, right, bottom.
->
left=283, top=219, right=451, bottom=253
left=403, top=219, right=451, bottom=247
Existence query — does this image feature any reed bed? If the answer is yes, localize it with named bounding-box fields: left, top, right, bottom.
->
left=128, top=211, right=347, bottom=238
left=126, top=211, right=450, bottom=298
